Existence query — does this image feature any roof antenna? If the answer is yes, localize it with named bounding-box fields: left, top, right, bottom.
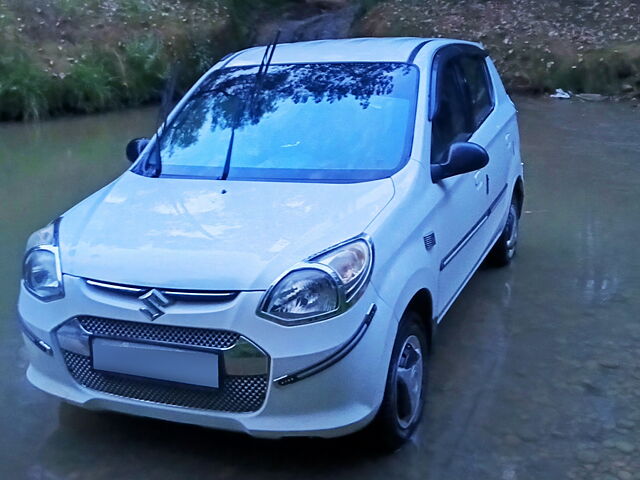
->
left=220, top=31, right=280, bottom=181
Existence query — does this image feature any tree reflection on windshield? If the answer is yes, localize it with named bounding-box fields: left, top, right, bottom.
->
left=138, top=62, right=419, bottom=182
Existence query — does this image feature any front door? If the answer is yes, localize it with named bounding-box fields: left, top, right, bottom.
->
left=429, top=49, right=491, bottom=318
left=457, top=54, right=513, bottom=243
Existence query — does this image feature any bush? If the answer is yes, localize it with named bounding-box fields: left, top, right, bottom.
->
left=0, top=0, right=240, bottom=120
left=0, top=50, right=55, bottom=121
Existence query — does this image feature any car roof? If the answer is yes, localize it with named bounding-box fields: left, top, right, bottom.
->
left=224, top=37, right=475, bottom=66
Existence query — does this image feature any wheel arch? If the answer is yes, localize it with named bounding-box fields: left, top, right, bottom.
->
left=403, top=288, right=435, bottom=348
left=513, top=176, right=524, bottom=217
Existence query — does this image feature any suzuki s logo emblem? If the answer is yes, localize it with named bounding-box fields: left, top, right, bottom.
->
left=139, top=289, right=173, bottom=321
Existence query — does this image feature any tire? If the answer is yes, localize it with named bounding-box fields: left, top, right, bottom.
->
left=368, top=311, right=428, bottom=452
left=488, top=195, right=520, bottom=267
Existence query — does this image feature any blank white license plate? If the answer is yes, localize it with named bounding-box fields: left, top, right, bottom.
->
left=92, top=338, right=219, bottom=388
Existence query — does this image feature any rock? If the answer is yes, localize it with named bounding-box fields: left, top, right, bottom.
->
left=581, top=380, right=603, bottom=395
left=575, top=93, right=608, bottom=102
left=615, top=440, right=635, bottom=454
left=617, top=471, right=632, bottom=480
left=599, top=358, right=621, bottom=369
left=617, top=419, right=635, bottom=429
left=304, top=0, right=350, bottom=9
left=576, top=449, right=601, bottom=464
left=516, top=426, right=538, bottom=442
left=503, top=434, right=521, bottom=446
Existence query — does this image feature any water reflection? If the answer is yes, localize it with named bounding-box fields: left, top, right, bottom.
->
left=575, top=212, right=621, bottom=305
left=173, top=62, right=407, bottom=135
left=139, top=62, right=418, bottom=181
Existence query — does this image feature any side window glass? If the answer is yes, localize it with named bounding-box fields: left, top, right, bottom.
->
left=431, top=58, right=473, bottom=164
left=458, top=55, right=493, bottom=129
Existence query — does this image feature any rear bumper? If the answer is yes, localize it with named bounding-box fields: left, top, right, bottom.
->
left=19, top=275, right=398, bottom=438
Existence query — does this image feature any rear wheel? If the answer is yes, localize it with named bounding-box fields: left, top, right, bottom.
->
left=489, top=196, right=520, bottom=267
left=369, top=311, right=428, bottom=451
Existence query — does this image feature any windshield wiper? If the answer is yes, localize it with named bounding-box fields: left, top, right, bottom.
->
left=219, top=31, right=280, bottom=181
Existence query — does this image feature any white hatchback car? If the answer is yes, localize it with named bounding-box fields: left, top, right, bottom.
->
left=19, top=38, right=523, bottom=449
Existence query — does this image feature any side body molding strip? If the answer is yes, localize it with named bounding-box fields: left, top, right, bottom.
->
left=440, top=183, right=508, bottom=271
left=274, top=304, right=377, bottom=386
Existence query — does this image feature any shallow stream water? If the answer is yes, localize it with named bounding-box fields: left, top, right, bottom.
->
left=1, top=98, right=639, bottom=479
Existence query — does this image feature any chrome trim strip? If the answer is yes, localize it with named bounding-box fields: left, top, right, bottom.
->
left=274, top=304, right=377, bottom=386
left=440, top=183, right=509, bottom=271
left=161, top=290, right=237, bottom=298
left=86, top=279, right=145, bottom=293
left=85, top=279, right=239, bottom=301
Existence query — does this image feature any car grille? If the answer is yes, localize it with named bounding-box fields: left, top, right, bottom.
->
left=76, top=316, right=240, bottom=349
left=63, top=351, right=268, bottom=412
left=61, top=316, right=268, bottom=413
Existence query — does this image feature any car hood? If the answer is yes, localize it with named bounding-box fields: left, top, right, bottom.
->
left=59, top=171, right=394, bottom=291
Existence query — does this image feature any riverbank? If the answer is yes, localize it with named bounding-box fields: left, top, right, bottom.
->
left=356, top=0, right=640, bottom=98
left=0, top=0, right=242, bottom=120
left=1, top=0, right=639, bottom=121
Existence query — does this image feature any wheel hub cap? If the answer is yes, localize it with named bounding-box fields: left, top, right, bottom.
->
left=395, top=335, right=423, bottom=429
left=505, top=206, right=519, bottom=254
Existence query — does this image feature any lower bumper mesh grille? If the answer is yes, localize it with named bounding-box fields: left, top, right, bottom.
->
left=63, top=351, right=268, bottom=412
left=60, top=316, right=269, bottom=413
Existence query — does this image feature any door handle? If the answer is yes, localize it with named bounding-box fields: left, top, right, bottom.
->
left=506, top=133, right=515, bottom=155
left=473, top=171, right=484, bottom=189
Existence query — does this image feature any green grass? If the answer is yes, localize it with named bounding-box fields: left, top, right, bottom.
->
left=2, top=0, right=639, bottom=120
left=0, top=49, right=54, bottom=120
left=0, top=0, right=243, bottom=120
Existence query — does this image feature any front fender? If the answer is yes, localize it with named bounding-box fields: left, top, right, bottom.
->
left=366, top=160, right=439, bottom=327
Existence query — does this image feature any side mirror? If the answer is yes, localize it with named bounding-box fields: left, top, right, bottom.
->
left=431, top=142, right=489, bottom=183
left=126, top=137, right=150, bottom=163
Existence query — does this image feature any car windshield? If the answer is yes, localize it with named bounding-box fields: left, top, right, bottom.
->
left=135, top=62, right=419, bottom=182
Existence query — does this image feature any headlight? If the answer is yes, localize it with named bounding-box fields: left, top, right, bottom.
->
left=23, top=219, right=64, bottom=301
left=314, top=238, right=371, bottom=300
left=262, top=269, right=339, bottom=321
left=25, top=221, right=57, bottom=251
left=258, top=236, right=373, bottom=325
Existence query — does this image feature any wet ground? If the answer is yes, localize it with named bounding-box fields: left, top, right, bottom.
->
left=1, top=97, right=639, bottom=479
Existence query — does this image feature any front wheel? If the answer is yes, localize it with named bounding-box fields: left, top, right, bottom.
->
left=488, top=196, right=520, bottom=267
left=368, top=311, right=428, bottom=451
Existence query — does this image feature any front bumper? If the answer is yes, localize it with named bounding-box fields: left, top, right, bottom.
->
left=18, top=275, right=398, bottom=438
